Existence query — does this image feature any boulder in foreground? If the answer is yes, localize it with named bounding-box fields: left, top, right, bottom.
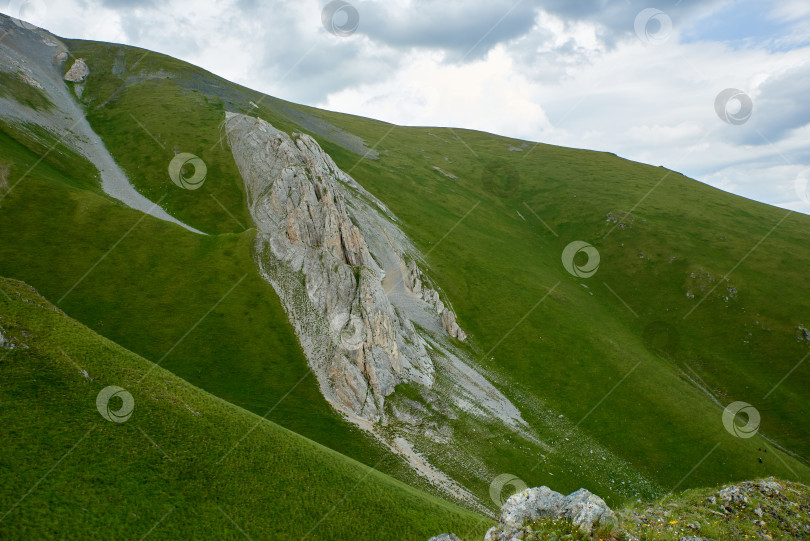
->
left=485, top=486, right=615, bottom=540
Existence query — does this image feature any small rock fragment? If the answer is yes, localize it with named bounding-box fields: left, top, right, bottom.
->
left=63, top=58, right=89, bottom=82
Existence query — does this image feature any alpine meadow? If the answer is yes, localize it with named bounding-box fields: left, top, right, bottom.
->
left=1, top=3, right=809, bottom=540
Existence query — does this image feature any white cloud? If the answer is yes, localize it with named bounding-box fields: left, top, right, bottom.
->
left=2, top=0, right=809, bottom=215
left=321, top=46, right=551, bottom=140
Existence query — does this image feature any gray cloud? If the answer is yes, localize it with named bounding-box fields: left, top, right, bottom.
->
left=539, top=0, right=731, bottom=38
left=748, top=64, right=810, bottom=143
left=264, top=41, right=401, bottom=104
left=215, top=1, right=400, bottom=103
left=710, top=63, right=810, bottom=147
left=345, top=0, right=732, bottom=62
left=353, top=0, right=539, bottom=60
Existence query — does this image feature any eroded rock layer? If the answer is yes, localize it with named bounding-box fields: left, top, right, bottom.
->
left=225, top=113, right=474, bottom=423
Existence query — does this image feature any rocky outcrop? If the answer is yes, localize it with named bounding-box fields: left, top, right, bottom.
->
left=427, top=535, right=462, bottom=541
left=442, top=308, right=467, bottom=341
left=63, top=58, right=89, bottom=82
left=435, top=478, right=810, bottom=541
left=717, top=478, right=781, bottom=506
left=620, top=477, right=810, bottom=540
left=225, top=113, right=473, bottom=423
left=0, top=322, right=27, bottom=350
left=225, top=113, right=538, bottom=509
left=484, top=486, right=615, bottom=540
left=405, top=260, right=466, bottom=341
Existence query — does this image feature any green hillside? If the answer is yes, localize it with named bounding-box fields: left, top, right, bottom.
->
left=326, top=117, right=810, bottom=489
left=0, top=277, right=490, bottom=539
left=1, top=26, right=809, bottom=523
left=0, top=123, right=418, bottom=488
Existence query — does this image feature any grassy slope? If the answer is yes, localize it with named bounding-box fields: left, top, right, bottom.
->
left=283, top=107, right=810, bottom=494
left=618, top=478, right=810, bottom=541
left=0, top=126, right=431, bottom=493
left=1, top=35, right=808, bottom=512
left=0, top=277, right=491, bottom=540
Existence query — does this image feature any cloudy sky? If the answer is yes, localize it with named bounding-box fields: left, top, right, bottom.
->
left=4, top=0, right=810, bottom=213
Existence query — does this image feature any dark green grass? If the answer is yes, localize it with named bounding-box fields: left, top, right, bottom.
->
left=0, top=277, right=491, bottom=540
left=0, top=136, right=430, bottom=492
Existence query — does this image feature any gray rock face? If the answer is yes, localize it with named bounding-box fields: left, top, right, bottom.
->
left=715, top=478, right=782, bottom=509
left=563, top=488, right=616, bottom=531
left=757, top=479, right=782, bottom=494
left=427, top=535, right=462, bottom=541
left=485, top=486, right=615, bottom=540
left=405, top=260, right=466, bottom=341
left=719, top=485, right=749, bottom=505
left=225, top=113, right=536, bottom=507
left=225, top=113, right=469, bottom=423
left=486, top=486, right=565, bottom=540
left=442, top=308, right=467, bottom=341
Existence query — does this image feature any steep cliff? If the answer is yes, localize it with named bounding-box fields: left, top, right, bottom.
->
left=225, top=113, right=533, bottom=505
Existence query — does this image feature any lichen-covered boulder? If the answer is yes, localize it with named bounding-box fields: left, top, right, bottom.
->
left=485, top=485, right=614, bottom=540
